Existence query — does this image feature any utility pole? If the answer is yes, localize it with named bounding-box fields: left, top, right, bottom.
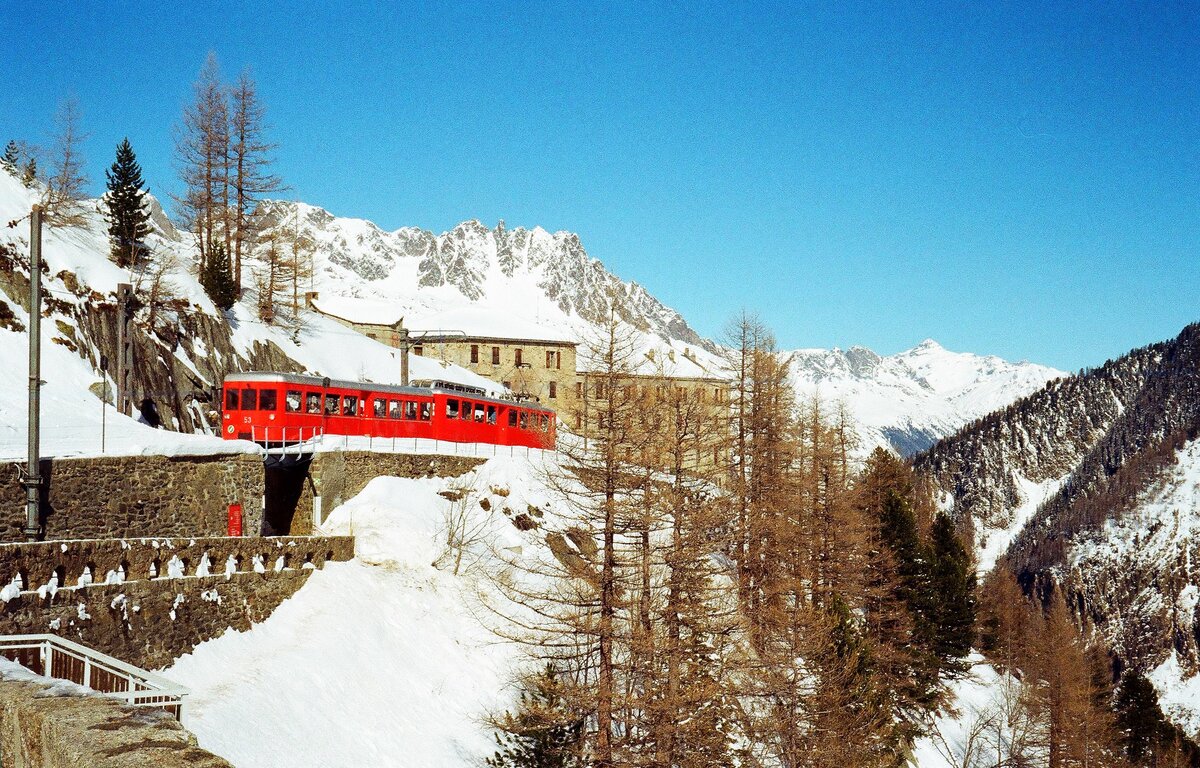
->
left=399, top=327, right=410, bottom=387
left=24, top=205, right=43, bottom=541
left=115, top=283, right=133, bottom=415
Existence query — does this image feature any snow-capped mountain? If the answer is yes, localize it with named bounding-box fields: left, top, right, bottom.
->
left=254, top=202, right=718, bottom=367
left=788, top=340, right=1064, bottom=457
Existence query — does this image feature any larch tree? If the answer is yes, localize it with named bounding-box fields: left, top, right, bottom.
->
left=228, top=68, right=282, bottom=292
left=104, top=138, right=151, bottom=267
left=175, top=52, right=229, bottom=284
left=43, top=96, right=90, bottom=226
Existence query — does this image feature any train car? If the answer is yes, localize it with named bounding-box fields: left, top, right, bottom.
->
left=220, top=372, right=556, bottom=450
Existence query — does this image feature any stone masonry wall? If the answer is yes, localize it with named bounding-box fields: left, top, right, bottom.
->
left=291, top=451, right=483, bottom=534
left=0, top=454, right=263, bottom=542
left=0, top=673, right=232, bottom=767
left=0, top=536, right=353, bottom=670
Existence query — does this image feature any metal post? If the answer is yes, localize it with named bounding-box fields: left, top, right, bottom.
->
left=24, top=205, right=43, bottom=542
left=399, top=327, right=410, bottom=386
left=115, top=283, right=133, bottom=416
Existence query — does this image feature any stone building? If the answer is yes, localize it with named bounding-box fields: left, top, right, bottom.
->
left=306, top=294, right=578, bottom=410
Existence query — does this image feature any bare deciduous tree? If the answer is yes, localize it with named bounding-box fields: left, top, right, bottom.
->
left=43, top=97, right=90, bottom=227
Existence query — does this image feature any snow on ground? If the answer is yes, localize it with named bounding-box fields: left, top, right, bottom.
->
left=974, top=472, right=1067, bottom=573
left=912, top=656, right=1037, bottom=768
left=1149, top=652, right=1200, bottom=737
left=164, top=456, right=561, bottom=768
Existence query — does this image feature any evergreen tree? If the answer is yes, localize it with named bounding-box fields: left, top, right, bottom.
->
left=104, top=138, right=151, bottom=268
left=1, top=141, right=18, bottom=175
left=487, top=665, right=583, bottom=768
left=200, top=243, right=237, bottom=310
left=928, top=513, right=976, bottom=672
left=1116, top=673, right=1200, bottom=767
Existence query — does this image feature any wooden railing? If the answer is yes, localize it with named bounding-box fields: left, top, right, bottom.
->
left=0, top=634, right=189, bottom=721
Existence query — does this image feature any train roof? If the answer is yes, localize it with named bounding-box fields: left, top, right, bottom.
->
left=223, top=371, right=556, bottom=413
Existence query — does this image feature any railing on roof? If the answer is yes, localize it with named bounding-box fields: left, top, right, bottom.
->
left=0, top=634, right=189, bottom=721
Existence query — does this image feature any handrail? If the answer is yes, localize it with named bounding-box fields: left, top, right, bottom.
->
left=0, top=633, right=189, bottom=720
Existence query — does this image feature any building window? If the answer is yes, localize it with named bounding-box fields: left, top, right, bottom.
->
left=491, top=346, right=500, bottom=365
left=470, top=344, right=479, bottom=364
left=575, top=382, right=582, bottom=399
left=515, top=348, right=523, bottom=367
left=549, top=382, right=557, bottom=399
left=545, top=350, right=555, bottom=368
left=503, top=381, right=511, bottom=390
left=366, top=333, right=376, bottom=340
left=413, top=345, right=424, bottom=356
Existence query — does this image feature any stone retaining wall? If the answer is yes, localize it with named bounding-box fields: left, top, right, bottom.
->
left=0, top=536, right=353, bottom=670
left=0, top=454, right=263, bottom=542
left=0, top=672, right=232, bottom=767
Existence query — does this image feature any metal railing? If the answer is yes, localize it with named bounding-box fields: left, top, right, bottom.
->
left=0, top=634, right=189, bottom=721
left=252, top=424, right=324, bottom=454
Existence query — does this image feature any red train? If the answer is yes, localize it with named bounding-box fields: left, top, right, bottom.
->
left=220, top=372, right=556, bottom=449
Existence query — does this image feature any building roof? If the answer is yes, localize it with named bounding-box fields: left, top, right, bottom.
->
left=404, top=305, right=576, bottom=345
left=309, top=295, right=404, bottom=327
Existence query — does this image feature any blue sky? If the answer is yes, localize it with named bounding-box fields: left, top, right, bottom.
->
left=2, top=1, right=1196, bottom=371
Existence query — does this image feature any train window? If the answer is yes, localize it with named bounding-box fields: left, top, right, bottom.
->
left=342, top=396, right=358, bottom=416
left=225, top=388, right=239, bottom=410
left=259, top=389, right=278, bottom=411
left=460, top=401, right=473, bottom=421
left=519, top=411, right=528, bottom=429
left=487, top=405, right=496, bottom=424
left=491, top=346, right=500, bottom=365
left=286, top=390, right=302, bottom=412
left=306, top=392, right=321, bottom=414
left=541, top=414, right=549, bottom=431
left=420, top=402, right=432, bottom=421
left=373, top=398, right=386, bottom=418
left=508, top=410, right=517, bottom=427
left=446, top=399, right=459, bottom=419
left=389, top=400, right=402, bottom=419
left=324, top=394, right=338, bottom=415
left=242, top=388, right=258, bottom=410
left=405, top=401, right=417, bottom=420
left=474, top=403, right=485, bottom=422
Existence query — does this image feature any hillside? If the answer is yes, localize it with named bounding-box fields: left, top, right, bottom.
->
left=915, top=322, right=1200, bottom=730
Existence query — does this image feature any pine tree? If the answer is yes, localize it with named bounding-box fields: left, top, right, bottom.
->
left=1, top=141, right=18, bottom=175
left=928, top=512, right=976, bottom=673
left=200, top=243, right=237, bottom=310
left=487, top=665, right=584, bottom=768
left=104, top=138, right=151, bottom=268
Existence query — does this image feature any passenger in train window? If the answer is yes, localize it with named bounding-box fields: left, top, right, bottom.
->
left=420, top=402, right=432, bottom=420
left=373, top=398, right=386, bottom=418
left=343, top=396, right=358, bottom=416
left=242, top=388, right=258, bottom=410
left=225, top=389, right=239, bottom=411
left=286, top=391, right=302, bottom=413
left=259, top=389, right=278, bottom=411
left=325, top=394, right=338, bottom=415
left=405, top=401, right=417, bottom=420
left=447, top=399, right=459, bottom=419
left=487, top=405, right=496, bottom=424
left=306, top=393, right=321, bottom=414
left=390, top=400, right=402, bottom=419
left=519, top=411, right=528, bottom=429
left=460, top=401, right=472, bottom=421
left=474, top=403, right=485, bottom=422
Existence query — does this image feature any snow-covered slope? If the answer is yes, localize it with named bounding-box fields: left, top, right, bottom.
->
left=165, top=456, right=554, bottom=767
left=788, top=340, right=1063, bottom=456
